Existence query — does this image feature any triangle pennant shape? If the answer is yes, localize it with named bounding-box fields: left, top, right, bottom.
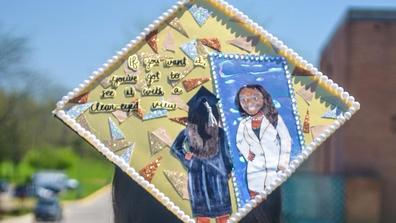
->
left=227, top=36, right=260, bottom=53
left=163, top=31, right=176, bottom=52
left=163, top=170, right=189, bottom=200
left=66, top=102, right=93, bottom=119
left=199, top=38, right=221, bottom=52
left=188, top=4, right=212, bottom=26
left=169, top=117, right=188, bottom=126
left=76, top=114, right=91, bottom=131
left=103, top=139, right=132, bottom=152
left=69, top=92, right=89, bottom=104
left=168, top=17, right=189, bottom=38
left=180, top=40, right=199, bottom=60
left=167, top=95, right=189, bottom=112
left=321, top=107, right=342, bottom=119
left=148, top=127, right=172, bottom=155
left=139, top=156, right=162, bottom=183
left=146, top=30, right=159, bottom=54
left=293, top=65, right=315, bottom=76
left=108, top=117, right=125, bottom=140
left=182, top=77, right=210, bottom=92
left=120, top=144, right=135, bottom=164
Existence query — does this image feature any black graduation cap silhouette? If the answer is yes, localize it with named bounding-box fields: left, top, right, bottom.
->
left=187, top=87, right=219, bottom=111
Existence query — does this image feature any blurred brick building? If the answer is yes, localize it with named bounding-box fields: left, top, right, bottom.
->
left=311, top=8, right=396, bottom=223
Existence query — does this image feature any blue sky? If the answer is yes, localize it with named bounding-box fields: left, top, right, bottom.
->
left=1, top=0, right=395, bottom=89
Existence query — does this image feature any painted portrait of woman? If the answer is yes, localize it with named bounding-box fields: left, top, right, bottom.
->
left=235, top=84, right=292, bottom=198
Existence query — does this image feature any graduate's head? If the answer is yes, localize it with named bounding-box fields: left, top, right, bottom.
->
left=187, top=86, right=220, bottom=129
left=236, top=84, right=278, bottom=127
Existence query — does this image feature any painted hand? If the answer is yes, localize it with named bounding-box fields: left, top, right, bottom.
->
left=184, top=152, right=193, bottom=160
left=248, top=151, right=255, bottom=161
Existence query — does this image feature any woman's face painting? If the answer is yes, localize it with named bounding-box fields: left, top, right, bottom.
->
left=239, top=88, right=264, bottom=116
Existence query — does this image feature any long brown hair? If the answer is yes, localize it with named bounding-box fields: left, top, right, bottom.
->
left=235, top=84, right=279, bottom=128
left=186, top=98, right=220, bottom=158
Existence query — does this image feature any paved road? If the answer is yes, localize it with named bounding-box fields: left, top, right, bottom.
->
left=0, top=186, right=114, bottom=223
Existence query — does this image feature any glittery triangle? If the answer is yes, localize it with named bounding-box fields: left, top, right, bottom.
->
left=167, top=95, right=189, bottom=112
left=100, top=77, right=111, bottom=89
left=169, top=64, right=195, bottom=88
left=227, top=36, right=260, bottom=53
left=112, top=110, right=129, bottom=124
left=76, top=114, right=91, bottom=131
left=188, top=4, right=212, bottom=26
left=108, top=117, right=125, bottom=140
left=180, top=40, right=199, bottom=60
left=199, top=38, right=221, bottom=52
left=321, top=107, right=342, bottom=119
left=293, top=66, right=315, bottom=76
left=152, top=128, right=172, bottom=147
left=182, top=77, right=210, bottom=92
left=163, top=170, right=189, bottom=200
left=139, top=156, right=162, bottom=183
left=148, top=132, right=168, bottom=155
left=168, top=17, right=189, bottom=38
left=66, top=102, right=93, bottom=119
left=69, top=92, right=89, bottom=104
left=120, top=144, right=135, bottom=164
left=169, top=117, right=188, bottom=126
left=103, top=139, right=132, bottom=152
left=143, top=110, right=167, bottom=120
left=146, top=30, right=159, bottom=54
left=163, top=31, right=176, bottom=52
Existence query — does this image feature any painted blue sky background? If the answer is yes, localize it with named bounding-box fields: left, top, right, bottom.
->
left=211, top=55, right=304, bottom=207
left=1, top=1, right=396, bottom=89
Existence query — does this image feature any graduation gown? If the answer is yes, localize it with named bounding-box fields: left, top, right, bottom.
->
left=171, top=128, right=233, bottom=217
left=236, top=115, right=291, bottom=193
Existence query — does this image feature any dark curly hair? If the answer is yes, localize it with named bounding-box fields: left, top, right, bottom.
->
left=235, top=84, right=279, bottom=128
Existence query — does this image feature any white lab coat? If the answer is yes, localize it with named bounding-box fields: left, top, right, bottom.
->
left=236, top=115, right=291, bottom=193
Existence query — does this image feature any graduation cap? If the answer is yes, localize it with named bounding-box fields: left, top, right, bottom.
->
left=187, top=87, right=219, bottom=127
left=187, top=87, right=218, bottom=110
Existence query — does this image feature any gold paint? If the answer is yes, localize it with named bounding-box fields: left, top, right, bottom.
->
left=168, top=71, right=184, bottom=81
left=145, top=71, right=161, bottom=86
left=142, top=86, right=165, bottom=96
left=127, top=54, right=140, bottom=71
left=101, top=89, right=116, bottom=99
left=163, top=57, right=187, bottom=67
left=124, top=86, right=136, bottom=98
left=110, top=75, right=138, bottom=88
left=171, top=87, right=184, bottom=95
left=151, top=101, right=177, bottom=110
left=193, top=55, right=207, bottom=68
left=143, top=57, right=160, bottom=72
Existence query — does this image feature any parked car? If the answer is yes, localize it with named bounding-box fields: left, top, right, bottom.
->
left=32, top=171, right=79, bottom=195
left=34, top=197, right=63, bottom=221
left=0, top=179, right=9, bottom=193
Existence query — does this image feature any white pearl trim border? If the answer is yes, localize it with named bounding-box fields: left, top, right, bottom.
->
left=53, top=0, right=360, bottom=222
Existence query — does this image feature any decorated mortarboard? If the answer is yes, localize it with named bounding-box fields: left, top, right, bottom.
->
left=53, top=1, right=359, bottom=222
left=186, top=86, right=219, bottom=110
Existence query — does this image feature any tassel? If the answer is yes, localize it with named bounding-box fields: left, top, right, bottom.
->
left=204, top=101, right=217, bottom=127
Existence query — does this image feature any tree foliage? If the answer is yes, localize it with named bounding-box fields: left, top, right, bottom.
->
left=0, top=26, right=97, bottom=164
